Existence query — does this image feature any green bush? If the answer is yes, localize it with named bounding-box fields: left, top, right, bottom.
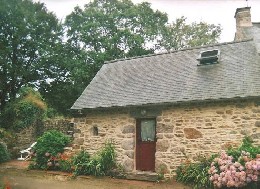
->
left=59, top=159, right=73, bottom=172
left=0, top=142, right=10, bottom=163
left=227, top=136, right=260, bottom=162
left=97, top=142, right=116, bottom=174
left=72, top=150, right=91, bottom=175
left=72, top=142, right=116, bottom=176
left=176, top=156, right=215, bottom=189
left=0, top=87, right=47, bottom=131
left=30, top=139, right=116, bottom=176
left=176, top=137, right=260, bottom=189
left=32, top=130, right=70, bottom=169
left=0, top=128, right=17, bottom=158
left=89, top=142, right=116, bottom=176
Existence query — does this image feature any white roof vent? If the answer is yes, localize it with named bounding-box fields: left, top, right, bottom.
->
left=197, top=49, right=220, bottom=65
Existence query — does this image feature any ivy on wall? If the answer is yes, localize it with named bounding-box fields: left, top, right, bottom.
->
left=0, top=87, right=47, bottom=131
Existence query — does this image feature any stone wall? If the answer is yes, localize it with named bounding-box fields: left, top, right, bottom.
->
left=16, top=125, right=37, bottom=150
left=72, top=99, right=260, bottom=177
left=72, top=111, right=136, bottom=172
left=16, top=119, right=73, bottom=150
left=156, top=100, right=260, bottom=177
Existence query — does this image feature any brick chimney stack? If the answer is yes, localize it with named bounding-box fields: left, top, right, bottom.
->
left=234, top=7, right=252, bottom=41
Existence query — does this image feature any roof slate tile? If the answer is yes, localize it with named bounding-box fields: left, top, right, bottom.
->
left=71, top=40, right=260, bottom=110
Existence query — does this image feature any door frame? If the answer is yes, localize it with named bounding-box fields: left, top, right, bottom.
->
left=135, top=118, right=156, bottom=171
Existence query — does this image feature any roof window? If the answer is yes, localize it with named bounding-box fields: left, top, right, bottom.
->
left=197, top=49, right=220, bottom=65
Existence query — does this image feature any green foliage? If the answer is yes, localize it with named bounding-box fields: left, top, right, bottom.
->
left=52, top=0, right=221, bottom=115
left=30, top=139, right=116, bottom=176
left=65, top=0, right=166, bottom=59
left=227, top=136, right=260, bottom=162
left=0, top=128, right=17, bottom=158
left=72, top=142, right=116, bottom=176
left=0, top=87, right=47, bottom=131
left=160, top=17, right=222, bottom=51
left=0, top=0, right=222, bottom=115
left=59, top=159, right=73, bottom=172
left=0, top=0, right=65, bottom=112
left=0, top=142, right=10, bottom=163
left=72, top=150, right=91, bottom=175
left=176, top=137, right=260, bottom=189
left=157, top=164, right=168, bottom=181
left=94, top=142, right=116, bottom=175
left=175, top=156, right=215, bottom=189
left=32, top=130, right=70, bottom=170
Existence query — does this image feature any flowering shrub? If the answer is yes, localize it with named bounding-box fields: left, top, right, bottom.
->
left=209, top=151, right=260, bottom=188
left=244, top=154, right=260, bottom=184
left=45, top=152, right=73, bottom=172
left=29, top=139, right=117, bottom=177
left=176, top=137, right=259, bottom=189
left=30, top=130, right=70, bottom=170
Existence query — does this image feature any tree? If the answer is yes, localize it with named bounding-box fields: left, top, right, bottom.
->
left=40, top=0, right=170, bottom=114
left=64, top=0, right=169, bottom=82
left=160, top=17, right=222, bottom=51
left=38, top=43, right=90, bottom=115
left=60, top=0, right=221, bottom=114
left=0, top=0, right=65, bottom=111
left=1, top=0, right=222, bottom=115
left=65, top=0, right=168, bottom=59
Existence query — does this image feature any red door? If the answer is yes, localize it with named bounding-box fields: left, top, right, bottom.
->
left=136, top=119, right=156, bottom=171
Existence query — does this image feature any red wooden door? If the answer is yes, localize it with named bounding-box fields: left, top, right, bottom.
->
left=136, top=119, right=156, bottom=171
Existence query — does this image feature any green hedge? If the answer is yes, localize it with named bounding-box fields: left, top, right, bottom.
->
left=0, top=142, right=10, bottom=163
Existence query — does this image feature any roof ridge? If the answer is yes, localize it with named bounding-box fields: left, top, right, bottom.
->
left=105, top=38, right=253, bottom=64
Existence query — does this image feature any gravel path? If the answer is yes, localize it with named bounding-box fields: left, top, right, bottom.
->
left=0, top=161, right=191, bottom=189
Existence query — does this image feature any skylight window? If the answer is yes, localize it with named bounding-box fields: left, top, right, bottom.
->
left=197, top=49, right=220, bottom=65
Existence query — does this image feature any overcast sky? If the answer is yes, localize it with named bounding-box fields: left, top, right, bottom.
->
left=33, top=0, right=260, bottom=42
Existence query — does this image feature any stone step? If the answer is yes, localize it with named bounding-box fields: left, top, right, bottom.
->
left=125, top=171, right=158, bottom=182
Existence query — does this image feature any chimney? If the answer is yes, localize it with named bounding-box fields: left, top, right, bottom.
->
left=234, top=7, right=252, bottom=41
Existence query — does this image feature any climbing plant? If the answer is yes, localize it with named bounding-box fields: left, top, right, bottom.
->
left=0, top=87, right=47, bottom=131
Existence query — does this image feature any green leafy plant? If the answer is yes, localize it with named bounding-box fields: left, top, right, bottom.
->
left=59, top=158, right=73, bottom=173
left=72, top=141, right=116, bottom=176
left=227, top=136, right=260, bottom=161
left=0, top=87, right=47, bottom=131
left=0, top=129, right=17, bottom=158
left=0, top=142, right=10, bottom=163
left=47, top=153, right=73, bottom=172
left=176, top=137, right=260, bottom=189
left=72, top=150, right=91, bottom=175
left=157, top=164, right=168, bottom=181
left=91, top=142, right=116, bottom=176
left=176, top=156, right=214, bottom=189
left=94, top=142, right=116, bottom=175
left=31, top=130, right=70, bottom=170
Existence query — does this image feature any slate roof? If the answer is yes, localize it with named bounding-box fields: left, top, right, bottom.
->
left=71, top=39, right=260, bottom=110
left=243, top=23, right=260, bottom=54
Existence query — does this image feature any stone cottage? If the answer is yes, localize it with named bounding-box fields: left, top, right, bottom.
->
left=71, top=7, right=260, bottom=177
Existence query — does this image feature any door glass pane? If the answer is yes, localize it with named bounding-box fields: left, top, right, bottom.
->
left=141, top=120, right=155, bottom=142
